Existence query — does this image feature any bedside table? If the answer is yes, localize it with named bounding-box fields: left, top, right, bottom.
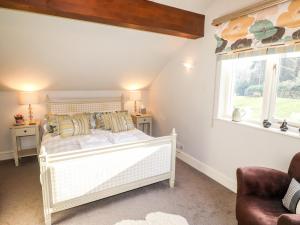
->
left=131, top=114, right=152, bottom=136
left=10, top=123, right=41, bottom=166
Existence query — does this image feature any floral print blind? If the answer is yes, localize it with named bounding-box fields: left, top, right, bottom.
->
left=215, top=0, right=300, bottom=54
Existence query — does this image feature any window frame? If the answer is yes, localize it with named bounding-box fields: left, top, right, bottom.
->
left=217, top=52, right=300, bottom=129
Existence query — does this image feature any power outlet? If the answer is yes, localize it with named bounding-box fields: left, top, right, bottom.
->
left=176, top=142, right=184, bottom=150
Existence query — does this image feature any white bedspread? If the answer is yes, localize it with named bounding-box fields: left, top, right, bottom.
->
left=42, top=129, right=153, bottom=154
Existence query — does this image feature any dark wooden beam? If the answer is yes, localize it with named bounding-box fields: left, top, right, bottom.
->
left=0, top=0, right=205, bottom=39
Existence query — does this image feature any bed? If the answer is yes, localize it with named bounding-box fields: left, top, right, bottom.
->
left=39, top=96, right=177, bottom=225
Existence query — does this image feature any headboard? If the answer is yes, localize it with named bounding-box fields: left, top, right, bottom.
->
left=46, top=95, right=124, bottom=114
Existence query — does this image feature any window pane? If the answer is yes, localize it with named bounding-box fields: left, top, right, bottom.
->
left=232, top=58, right=266, bottom=121
left=274, top=55, right=300, bottom=124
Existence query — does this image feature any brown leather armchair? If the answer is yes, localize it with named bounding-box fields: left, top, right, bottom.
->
left=236, top=153, right=300, bottom=225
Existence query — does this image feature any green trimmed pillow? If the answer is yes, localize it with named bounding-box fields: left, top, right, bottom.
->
left=46, top=114, right=71, bottom=135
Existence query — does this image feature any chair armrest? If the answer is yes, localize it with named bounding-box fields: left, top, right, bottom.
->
left=237, top=167, right=291, bottom=198
left=278, top=214, right=300, bottom=225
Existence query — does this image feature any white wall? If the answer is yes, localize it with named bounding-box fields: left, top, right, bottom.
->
left=0, top=7, right=187, bottom=91
left=0, top=90, right=149, bottom=160
left=149, top=0, right=300, bottom=192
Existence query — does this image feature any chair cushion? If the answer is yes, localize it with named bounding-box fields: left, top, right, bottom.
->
left=288, top=153, right=300, bottom=183
left=282, top=178, right=300, bottom=214
left=237, top=196, right=289, bottom=225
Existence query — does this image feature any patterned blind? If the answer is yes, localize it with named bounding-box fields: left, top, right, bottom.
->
left=215, top=0, right=300, bottom=54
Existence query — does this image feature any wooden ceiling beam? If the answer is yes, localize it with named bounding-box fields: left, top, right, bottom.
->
left=0, top=0, right=205, bottom=39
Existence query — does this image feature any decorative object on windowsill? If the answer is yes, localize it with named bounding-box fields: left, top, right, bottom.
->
left=129, top=90, right=142, bottom=115
left=18, top=91, right=40, bottom=125
left=14, top=113, right=25, bottom=125
left=232, top=108, right=245, bottom=122
left=280, top=120, right=288, bottom=132
left=263, top=119, right=272, bottom=128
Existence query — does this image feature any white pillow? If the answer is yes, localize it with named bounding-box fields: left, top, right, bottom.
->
left=282, top=178, right=300, bottom=214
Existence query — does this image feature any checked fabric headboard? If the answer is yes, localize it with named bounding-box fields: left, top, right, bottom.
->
left=46, top=95, right=124, bottom=114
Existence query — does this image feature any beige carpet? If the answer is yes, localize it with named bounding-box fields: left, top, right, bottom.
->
left=0, top=157, right=237, bottom=225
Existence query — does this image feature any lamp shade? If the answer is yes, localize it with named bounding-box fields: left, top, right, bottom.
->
left=19, top=92, right=40, bottom=105
left=129, top=91, right=142, bottom=101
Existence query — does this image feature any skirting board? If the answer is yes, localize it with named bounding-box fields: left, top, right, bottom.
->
left=0, top=144, right=37, bottom=161
left=1, top=148, right=237, bottom=193
left=0, top=150, right=14, bottom=161
left=176, top=150, right=237, bottom=193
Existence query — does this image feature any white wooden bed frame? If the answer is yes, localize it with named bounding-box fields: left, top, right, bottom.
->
left=39, top=96, right=177, bottom=225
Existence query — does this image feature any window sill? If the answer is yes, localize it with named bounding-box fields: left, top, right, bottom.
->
left=216, top=117, right=300, bottom=140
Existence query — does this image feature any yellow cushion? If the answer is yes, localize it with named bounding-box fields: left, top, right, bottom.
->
left=72, top=114, right=91, bottom=136
left=58, top=113, right=91, bottom=138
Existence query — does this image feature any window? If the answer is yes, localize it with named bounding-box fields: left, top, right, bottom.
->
left=218, top=50, right=300, bottom=128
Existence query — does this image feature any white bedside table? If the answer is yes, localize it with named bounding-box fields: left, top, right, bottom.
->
left=10, top=122, right=41, bottom=166
left=131, top=114, right=152, bottom=136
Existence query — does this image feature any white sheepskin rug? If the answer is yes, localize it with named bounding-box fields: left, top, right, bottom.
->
left=114, top=212, right=189, bottom=225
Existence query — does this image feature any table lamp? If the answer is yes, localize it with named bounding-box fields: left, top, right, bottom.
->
left=19, top=91, right=40, bottom=124
left=129, top=90, right=141, bottom=114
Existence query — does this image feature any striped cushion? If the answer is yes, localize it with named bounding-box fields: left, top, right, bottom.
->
left=59, top=118, right=74, bottom=138
left=58, top=114, right=91, bottom=138
left=77, top=113, right=95, bottom=129
left=282, top=178, right=300, bottom=214
left=111, top=111, right=135, bottom=133
left=72, top=114, right=91, bottom=136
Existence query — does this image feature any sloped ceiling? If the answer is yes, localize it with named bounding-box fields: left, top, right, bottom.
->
left=0, top=0, right=210, bottom=91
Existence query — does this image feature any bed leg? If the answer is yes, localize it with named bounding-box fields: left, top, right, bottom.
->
left=169, top=178, right=175, bottom=188
left=40, top=150, right=52, bottom=225
left=44, top=212, right=51, bottom=225
left=170, top=128, right=177, bottom=188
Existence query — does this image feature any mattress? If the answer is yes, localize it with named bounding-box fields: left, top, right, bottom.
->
left=42, top=129, right=153, bottom=154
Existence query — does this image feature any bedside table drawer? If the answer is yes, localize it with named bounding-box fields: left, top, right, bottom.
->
left=15, top=127, right=36, bottom=136
left=137, top=117, right=152, bottom=123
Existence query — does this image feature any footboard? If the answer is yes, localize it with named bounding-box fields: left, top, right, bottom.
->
left=39, top=129, right=177, bottom=225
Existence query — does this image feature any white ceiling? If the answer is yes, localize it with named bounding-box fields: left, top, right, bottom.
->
left=152, top=0, right=212, bottom=13
left=0, top=1, right=210, bottom=91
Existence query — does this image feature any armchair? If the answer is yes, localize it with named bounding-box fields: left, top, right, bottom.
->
left=236, top=153, right=300, bottom=225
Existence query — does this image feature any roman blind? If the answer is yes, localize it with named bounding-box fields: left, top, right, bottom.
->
left=215, top=0, right=300, bottom=54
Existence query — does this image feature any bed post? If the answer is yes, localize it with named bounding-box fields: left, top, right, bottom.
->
left=39, top=147, right=52, bottom=225
left=170, top=128, right=177, bottom=188
left=121, top=94, right=125, bottom=111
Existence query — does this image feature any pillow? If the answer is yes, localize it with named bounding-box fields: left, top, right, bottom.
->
left=72, top=114, right=91, bottom=136
left=95, top=112, right=105, bottom=129
left=46, top=114, right=71, bottom=135
left=94, top=111, right=134, bottom=132
left=58, top=114, right=91, bottom=138
left=59, top=118, right=74, bottom=138
left=282, top=178, right=300, bottom=214
left=95, top=112, right=113, bottom=130
left=110, top=111, right=135, bottom=133
left=74, top=113, right=96, bottom=129
left=89, top=113, right=96, bottom=129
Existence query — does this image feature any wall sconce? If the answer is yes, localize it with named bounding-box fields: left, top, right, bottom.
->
left=183, top=61, right=194, bottom=71
left=18, top=91, right=40, bottom=124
